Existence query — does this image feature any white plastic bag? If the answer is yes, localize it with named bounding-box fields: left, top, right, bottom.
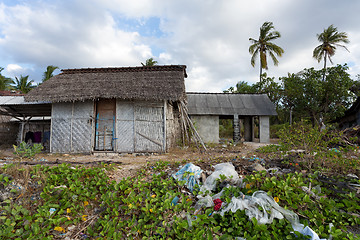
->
left=220, top=191, right=290, bottom=225
left=201, top=163, right=240, bottom=192
left=219, top=190, right=326, bottom=240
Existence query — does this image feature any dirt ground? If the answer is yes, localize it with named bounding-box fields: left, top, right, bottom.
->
left=0, top=141, right=274, bottom=181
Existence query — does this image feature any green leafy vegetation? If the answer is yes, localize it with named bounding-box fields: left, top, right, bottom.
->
left=258, top=122, right=360, bottom=175
left=1, top=154, right=359, bottom=239
left=225, top=64, right=357, bottom=127
left=13, top=142, right=44, bottom=158
left=1, top=123, right=359, bottom=239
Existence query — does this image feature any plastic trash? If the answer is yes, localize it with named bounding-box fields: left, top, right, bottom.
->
left=49, top=208, right=56, bottom=215
left=195, top=195, right=214, bottom=209
left=172, top=163, right=203, bottom=192
left=219, top=191, right=287, bottom=225
left=218, top=190, right=325, bottom=240
left=171, top=196, right=180, bottom=206
left=213, top=198, right=223, bottom=211
left=301, top=186, right=322, bottom=200
left=186, top=212, right=197, bottom=229
left=201, top=163, right=240, bottom=192
left=292, top=224, right=326, bottom=240
left=329, top=148, right=340, bottom=153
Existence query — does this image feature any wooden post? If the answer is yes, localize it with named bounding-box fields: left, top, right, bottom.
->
left=163, top=100, right=167, bottom=152
left=19, top=118, right=25, bottom=144
left=180, top=101, right=207, bottom=151
left=233, top=115, right=240, bottom=142
left=70, top=102, right=74, bottom=152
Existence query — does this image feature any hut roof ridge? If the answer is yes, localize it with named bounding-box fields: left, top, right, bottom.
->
left=25, top=65, right=187, bottom=103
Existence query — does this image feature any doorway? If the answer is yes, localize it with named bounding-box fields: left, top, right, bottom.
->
left=94, top=99, right=116, bottom=151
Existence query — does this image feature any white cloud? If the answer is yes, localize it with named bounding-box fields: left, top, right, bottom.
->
left=159, top=52, right=172, bottom=63
left=0, top=0, right=360, bottom=89
left=0, top=0, right=153, bottom=75
left=5, top=63, right=25, bottom=77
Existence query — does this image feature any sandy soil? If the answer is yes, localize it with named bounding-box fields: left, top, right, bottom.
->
left=0, top=141, right=273, bottom=181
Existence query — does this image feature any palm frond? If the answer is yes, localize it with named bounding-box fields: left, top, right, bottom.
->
left=249, top=43, right=258, bottom=54
left=314, top=25, right=349, bottom=67
left=250, top=48, right=259, bottom=67
left=269, top=51, right=279, bottom=66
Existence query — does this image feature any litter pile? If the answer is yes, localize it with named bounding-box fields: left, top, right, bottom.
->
left=172, top=162, right=328, bottom=240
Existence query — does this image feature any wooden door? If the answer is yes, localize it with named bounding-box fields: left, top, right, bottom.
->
left=95, top=99, right=116, bottom=151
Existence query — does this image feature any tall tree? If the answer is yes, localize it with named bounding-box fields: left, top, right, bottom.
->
left=141, top=58, right=158, bottom=66
left=281, top=64, right=355, bottom=126
left=249, top=22, right=284, bottom=82
left=313, top=24, right=349, bottom=80
left=0, top=67, right=14, bottom=91
left=13, top=75, right=34, bottom=94
left=42, top=65, right=59, bottom=82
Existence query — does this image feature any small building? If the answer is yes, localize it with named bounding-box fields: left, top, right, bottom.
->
left=186, top=93, right=277, bottom=143
left=24, top=65, right=187, bottom=153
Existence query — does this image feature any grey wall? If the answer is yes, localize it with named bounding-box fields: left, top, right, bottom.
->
left=259, top=116, right=270, bottom=143
left=116, top=100, right=165, bottom=153
left=51, top=101, right=93, bottom=153
left=191, top=115, right=219, bottom=143
left=51, top=100, right=174, bottom=153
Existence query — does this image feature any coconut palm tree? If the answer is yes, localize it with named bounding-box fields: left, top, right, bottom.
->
left=13, top=75, right=34, bottom=94
left=141, top=58, right=158, bottom=66
left=249, top=22, right=284, bottom=82
left=0, top=67, right=14, bottom=91
left=313, top=24, right=349, bottom=81
left=42, top=65, right=59, bottom=82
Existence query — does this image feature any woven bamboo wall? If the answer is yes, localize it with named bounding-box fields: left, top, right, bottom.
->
left=51, top=101, right=93, bottom=153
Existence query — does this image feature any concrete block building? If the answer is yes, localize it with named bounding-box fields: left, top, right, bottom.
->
left=186, top=93, right=277, bottom=143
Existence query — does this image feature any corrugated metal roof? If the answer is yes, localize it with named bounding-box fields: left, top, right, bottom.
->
left=186, top=93, right=277, bottom=116
left=0, top=96, right=51, bottom=117
left=0, top=96, right=50, bottom=105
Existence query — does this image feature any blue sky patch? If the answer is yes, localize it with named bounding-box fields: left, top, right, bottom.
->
left=115, top=16, right=166, bottom=38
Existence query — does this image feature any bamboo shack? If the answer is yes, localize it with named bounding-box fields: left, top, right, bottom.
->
left=24, top=65, right=187, bottom=153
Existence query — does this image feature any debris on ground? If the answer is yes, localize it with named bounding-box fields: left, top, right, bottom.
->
left=173, top=162, right=329, bottom=240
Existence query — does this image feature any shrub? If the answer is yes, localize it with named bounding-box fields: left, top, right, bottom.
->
left=13, top=142, right=43, bottom=158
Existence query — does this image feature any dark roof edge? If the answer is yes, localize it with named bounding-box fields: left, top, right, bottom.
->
left=186, top=92, right=268, bottom=95
left=61, top=65, right=187, bottom=77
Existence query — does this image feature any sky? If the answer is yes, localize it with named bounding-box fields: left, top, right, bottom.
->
left=0, top=0, right=359, bottom=92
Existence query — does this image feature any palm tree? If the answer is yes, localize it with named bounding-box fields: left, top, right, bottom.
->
left=249, top=22, right=284, bottom=82
left=13, top=75, right=34, bottom=94
left=313, top=25, right=349, bottom=80
left=0, top=67, right=14, bottom=91
left=42, top=65, right=59, bottom=82
left=141, top=58, right=158, bottom=66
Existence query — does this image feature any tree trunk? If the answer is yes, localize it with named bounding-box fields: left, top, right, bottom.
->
left=259, top=63, right=263, bottom=83
left=322, top=53, right=327, bottom=81
left=310, top=111, right=319, bottom=127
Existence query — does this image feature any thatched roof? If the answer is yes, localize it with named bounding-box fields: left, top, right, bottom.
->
left=25, top=65, right=187, bottom=103
left=186, top=93, right=277, bottom=116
